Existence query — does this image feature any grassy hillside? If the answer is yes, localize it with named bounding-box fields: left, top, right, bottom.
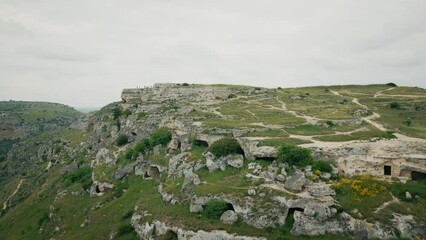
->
left=0, top=84, right=425, bottom=240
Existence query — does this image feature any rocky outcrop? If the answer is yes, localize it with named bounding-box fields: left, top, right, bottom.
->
left=131, top=214, right=266, bottom=240
left=122, top=83, right=232, bottom=103
left=93, top=148, right=115, bottom=166
left=284, top=171, right=306, bottom=191
left=221, top=210, right=238, bottom=224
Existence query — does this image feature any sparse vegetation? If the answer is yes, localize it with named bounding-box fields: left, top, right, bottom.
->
left=116, top=134, right=129, bottom=146
left=202, top=199, right=231, bottom=220
left=209, top=138, right=243, bottom=157
left=63, top=166, right=92, bottom=190
left=277, top=144, right=313, bottom=168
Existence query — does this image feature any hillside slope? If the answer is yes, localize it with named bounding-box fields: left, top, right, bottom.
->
left=0, top=84, right=425, bottom=240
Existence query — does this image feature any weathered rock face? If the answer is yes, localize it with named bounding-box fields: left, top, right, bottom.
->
left=238, top=138, right=277, bottom=160
left=122, top=84, right=232, bottom=103
left=221, top=210, right=238, bottom=224
left=284, top=171, right=306, bottom=191
left=113, top=164, right=134, bottom=180
left=89, top=181, right=114, bottom=196
left=131, top=214, right=265, bottom=240
left=307, top=183, right=335, bottom=197
left=93, top=148, right=115, bottom=166
left=307, top=140, right=426, bottom=179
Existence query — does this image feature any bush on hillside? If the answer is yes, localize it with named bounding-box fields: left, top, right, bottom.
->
left=64, top=166, right=92, bottom=190
left=386, top=82, right=397, bottom=87
left=312, top=161, right=332, bottom=173
left=112, top=107, right=122, bottom=120
left=209, top=138, right=243, bottom=157
left=278, top=144, right=313, bottom=168
left=390, top=102, right=400, bottom=109
left=150, top=128, right=172, bottom=146
left=116, top=134, right=129, bottom=146
left=202, top=199, right=230, bottom=219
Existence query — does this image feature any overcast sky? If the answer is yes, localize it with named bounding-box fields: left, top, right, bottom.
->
left=1, top=0, right=425, bottom=108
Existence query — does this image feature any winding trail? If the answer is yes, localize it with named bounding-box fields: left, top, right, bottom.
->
left=2, top=179, right=24, bottom=210
left=373, top=194, right=399, bottom=213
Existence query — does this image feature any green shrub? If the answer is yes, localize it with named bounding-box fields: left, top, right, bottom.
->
left=209, top=138, right=243, bottom=157
left=116, top=134, right=129, bottom=146
left=386, top=82, right=397, bottom=87
left=137, top=111, right=148, bottom=120
left=113, top=181, right=129, bottom=198
left=278, top=144, right=313, bottom=168
left=403, top=118, right=412, bottom=126
left=312, top=161, right=332, bottom=173
left=134, top=138, right=152, bottom=154
left=117, top=224, right=134, bottom=237
left=64, top=166, right=92, bottom=190
left=123, top=109, right=132, bottom=117
left=112, top=107, right=122, bottom=120
left=202, top=199, right=230, bottom=219
left=150, top=128, right=172, bottom=146
left=390, top=102, right=400, bottom=109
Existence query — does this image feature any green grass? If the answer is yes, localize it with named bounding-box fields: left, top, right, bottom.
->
left=357, top=96, right=426, bottom=139
left=314, top=129, right=396, bottom=142
left=332, top=176, right=392, bottom=220
left=195, top=168, right=250, bottom=197
left=284, top=124, right=335, bottom=136
left=259, top=138, right=312, bottom=147
left=389, top=179, right=426, bottom=202
left=242, top=129, right=289, bottom=138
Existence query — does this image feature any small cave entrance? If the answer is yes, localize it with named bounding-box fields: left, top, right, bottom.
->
left=193, top=139, right=209, bottom=147
left=131, top=131, right=137, bottom=136
left=225, top=202, right=235, bottom=211
left=160, top=230, right=178, bottom=240
left=147, top=166, right=160, bottom=178
left=95, top=185, right=101, bottom=193
left=384, top=165, right=392, bottom=176
left=411, top=171, right=426, bottom=180
left=285, top=207, right=304, bottom=228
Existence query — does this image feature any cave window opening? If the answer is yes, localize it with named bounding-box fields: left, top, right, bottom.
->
left=384, top=165, right=392, bottom=176
left=193, top=140, right=209, bottom=147
left=411, top=171, right=426, bottom=180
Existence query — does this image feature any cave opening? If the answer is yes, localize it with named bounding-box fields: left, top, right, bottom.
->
left=384, top=165, right=392, bottom=176
left=411, top=171, right=426, bottom=180
left=193, top=140, right=209, bottom=147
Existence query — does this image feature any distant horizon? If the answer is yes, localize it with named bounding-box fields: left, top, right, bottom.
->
left=1, top=81, right=425, bottom=109
left=1, top=0, right=425, bottom=108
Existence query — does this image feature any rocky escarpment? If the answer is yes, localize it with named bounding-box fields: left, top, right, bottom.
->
left=121, top=83, right=232, bottom=103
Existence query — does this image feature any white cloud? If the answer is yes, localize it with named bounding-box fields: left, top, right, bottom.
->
left=0, top=0, right=425, bottom=107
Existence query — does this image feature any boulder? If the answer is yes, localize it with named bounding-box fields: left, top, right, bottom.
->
left=307, top=183, right=336, bottom=197
left=285, top=171, right=306, bottom=191
left=220, top=210, right=238, bottom=224
left=61, top=162, right=78, bottom=175
left=95, top=148, right=114, bottom=165
left=182, top=170, right=201, bottom=189
left=113, top=165, right=134, bottom=180
left=189, top=204, right=203, bottom=213
left=248, top=189, right=256, bottom=196
left=405, top=191, right=412, bottom=200
left=226, top=154, right=244, bottom=168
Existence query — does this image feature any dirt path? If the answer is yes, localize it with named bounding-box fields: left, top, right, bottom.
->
left=263, top=183, right=312, bottom=198
left=2, top=179, right=24, bottom=210
left=373, top=194, right=399, bottom=213
left=275, top=96, right=319, bottom=124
